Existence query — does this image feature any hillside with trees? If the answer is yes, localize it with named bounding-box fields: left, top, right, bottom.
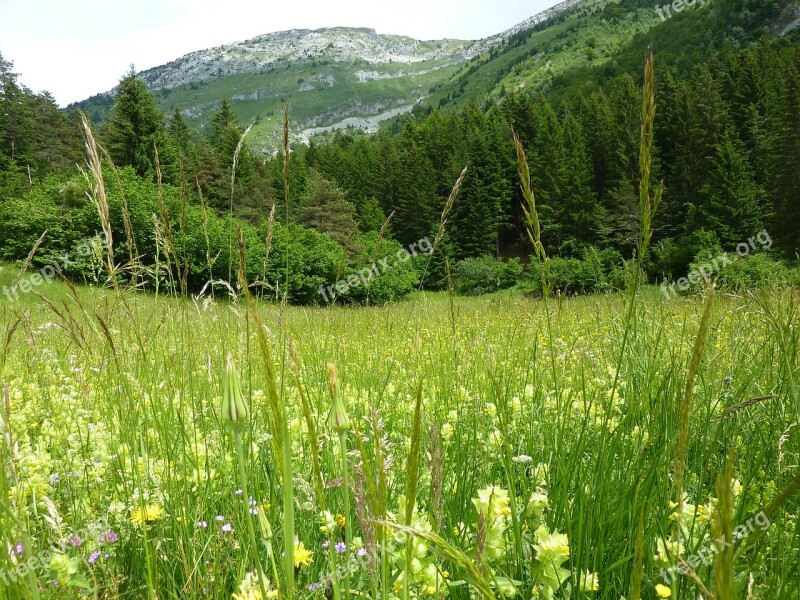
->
left=1, top=0, right=799, bottom=303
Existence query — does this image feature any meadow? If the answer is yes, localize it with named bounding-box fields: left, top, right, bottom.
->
left=1, top=269, right=799, bottom=599
left=1, top=47, right=799, bottom=600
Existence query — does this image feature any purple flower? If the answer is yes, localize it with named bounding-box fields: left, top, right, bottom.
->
left=196, top=521, right=208, bottom=528
left=215, top=515, right=224, bottom=522
left=235, top=489, right=243, bottom=495
left=334, top=542, right=346, bottom=553
left=99, top=530, right=118, bottom=544
left=221, top=523, right=233, bottom=533
left=88, top=551, right=101, bottom=565
left=69, top=536, right=81, bottom=548
left=308, top=583, right=322, bottom=591
left=14, top=542, right=23, bottom=555
left=49, top=473, right=60, bottom=486
left=357, top=547, right=368, bottom=557
left=322, top=541, right=330, bottom=549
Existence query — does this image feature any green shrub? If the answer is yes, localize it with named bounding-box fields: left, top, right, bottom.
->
left=339, top=232, right=422, bottom=305
left=453, top=256, right=522, bottom=295
left=684, top=252, right=794, bottom=294
left=522, top=247, right=624, bottom=296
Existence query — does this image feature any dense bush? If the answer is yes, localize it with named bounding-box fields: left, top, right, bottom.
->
left=339, top=232, right=422, bottom=305
left=0, top=167, right=349, bottom=305
left=684, top=251, right=797, bottom=294
left=521, top=247, right=625, bottom=296
left=453, top=256, right=522, bottom=295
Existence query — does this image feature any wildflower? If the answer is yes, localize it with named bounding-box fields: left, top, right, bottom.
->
left=525, top=491, right=549, bottom=520
left=488, top=429, right=503, bottom=448
left=99, top=530, right=118, bottom=544
left=233, top=571, right=280, bottom=600
left=440, top=423, right=454, bottom=441
left=498, top=581, right=516, bottom=597
left=235, top=489, right=243, bottom=495
left=578, top=571, right=599, bottom=592
left=88, top=551, right=101, bottom=565
left=512, top=454, right=533, bottom=464
left=511, top=396, right=522, bottom=415
left=69, top=536, right=81, bottom=548
left=336, top=514, right=346, bottom=527
left=320, top=510, right=337, bottom=533
left=196, top=521, right=208, bottom=528
left=222, top=523, right=233, bottom=533
left=334, top=542, right=346, bottom=553
left=308, top=583, right=322, bottom=591
left=655, top=583, right=672, bottom=598
left=222, top=354, right=248, bottom=432
left=357, top=547, right=368, bottom=557
left=216, top=515, right=225, bottom=522
left=322, top=540, right=330, bottom=549
left=14, top=542, right=23, bottom=555
left=130, top=504, right=164, bottom=525
left=533, top=526, right=570, bottom=565
left=294, top=542, right=314, bottom=568
left=472, top=485, right=510, bottom=518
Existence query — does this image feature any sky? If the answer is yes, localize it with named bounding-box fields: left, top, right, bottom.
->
left=0, top=0, right=560, bottom=107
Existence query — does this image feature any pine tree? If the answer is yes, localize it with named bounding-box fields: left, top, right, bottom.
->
left=103, top=67, right=176, bottom=182
left=168, top=107, right=193, bottom=160
left=697, top=128, right=765, bottom=246
left=298, top=170, right=358, bottom=245
left=556, top=112, right=601, bottom=254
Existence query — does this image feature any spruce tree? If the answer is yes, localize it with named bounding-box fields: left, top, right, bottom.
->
left=298, top=170, right=358, bottom=245
left=103, top=67, right=176, bottom=182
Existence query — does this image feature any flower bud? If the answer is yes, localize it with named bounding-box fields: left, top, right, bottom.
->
left=327, top=362, right=350, bottom=433
left=222, top=354, right=248, bottom=432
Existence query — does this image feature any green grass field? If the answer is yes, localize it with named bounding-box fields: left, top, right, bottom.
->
left=1, top=263, right=798, bottom=599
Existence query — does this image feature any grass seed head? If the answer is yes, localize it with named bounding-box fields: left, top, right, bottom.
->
left=222, top=354, right=248, bottom=433
left=327, top=362, right=350, bottom=433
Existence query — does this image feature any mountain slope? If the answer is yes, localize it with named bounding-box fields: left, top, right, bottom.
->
left=71, top=28, right=475, bottom=152
left=427, top=0, right=800, bottom=111
left=69, top=2, right=604, bottom=153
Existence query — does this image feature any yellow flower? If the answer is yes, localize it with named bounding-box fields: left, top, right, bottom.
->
left=336, top=514, right=346, bottom=527
left=578, top=571, right=599, bottom=592
left=131, top=504, right=164, bottom=525
left=655, top=583, right=672, bottom=598
left=232, top=591, right=262, bottom=600
left=294, top=542, right=314, bottom=568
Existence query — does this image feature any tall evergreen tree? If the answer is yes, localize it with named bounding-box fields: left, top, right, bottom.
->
left=103, top=67, right=176, bottom=183
left=298, top=170, right=358, bottom=245
left=697, top=128, right=765, bottom=246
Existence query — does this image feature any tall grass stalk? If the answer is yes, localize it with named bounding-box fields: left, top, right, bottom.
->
left=235, top=226, right=294, bottom=598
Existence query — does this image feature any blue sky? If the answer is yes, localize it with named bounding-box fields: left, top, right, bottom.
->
left=0, top=0, right=559, bottom=106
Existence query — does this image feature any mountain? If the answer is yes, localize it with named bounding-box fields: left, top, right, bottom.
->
left=68, top=2, right=599, bottom=152
left=69, top=0, right=799, bottom=153
left=70, top=27, right=476, bottom=152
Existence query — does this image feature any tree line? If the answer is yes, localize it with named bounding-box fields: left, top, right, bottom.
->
left=0, top=28, right=798, bottom=301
